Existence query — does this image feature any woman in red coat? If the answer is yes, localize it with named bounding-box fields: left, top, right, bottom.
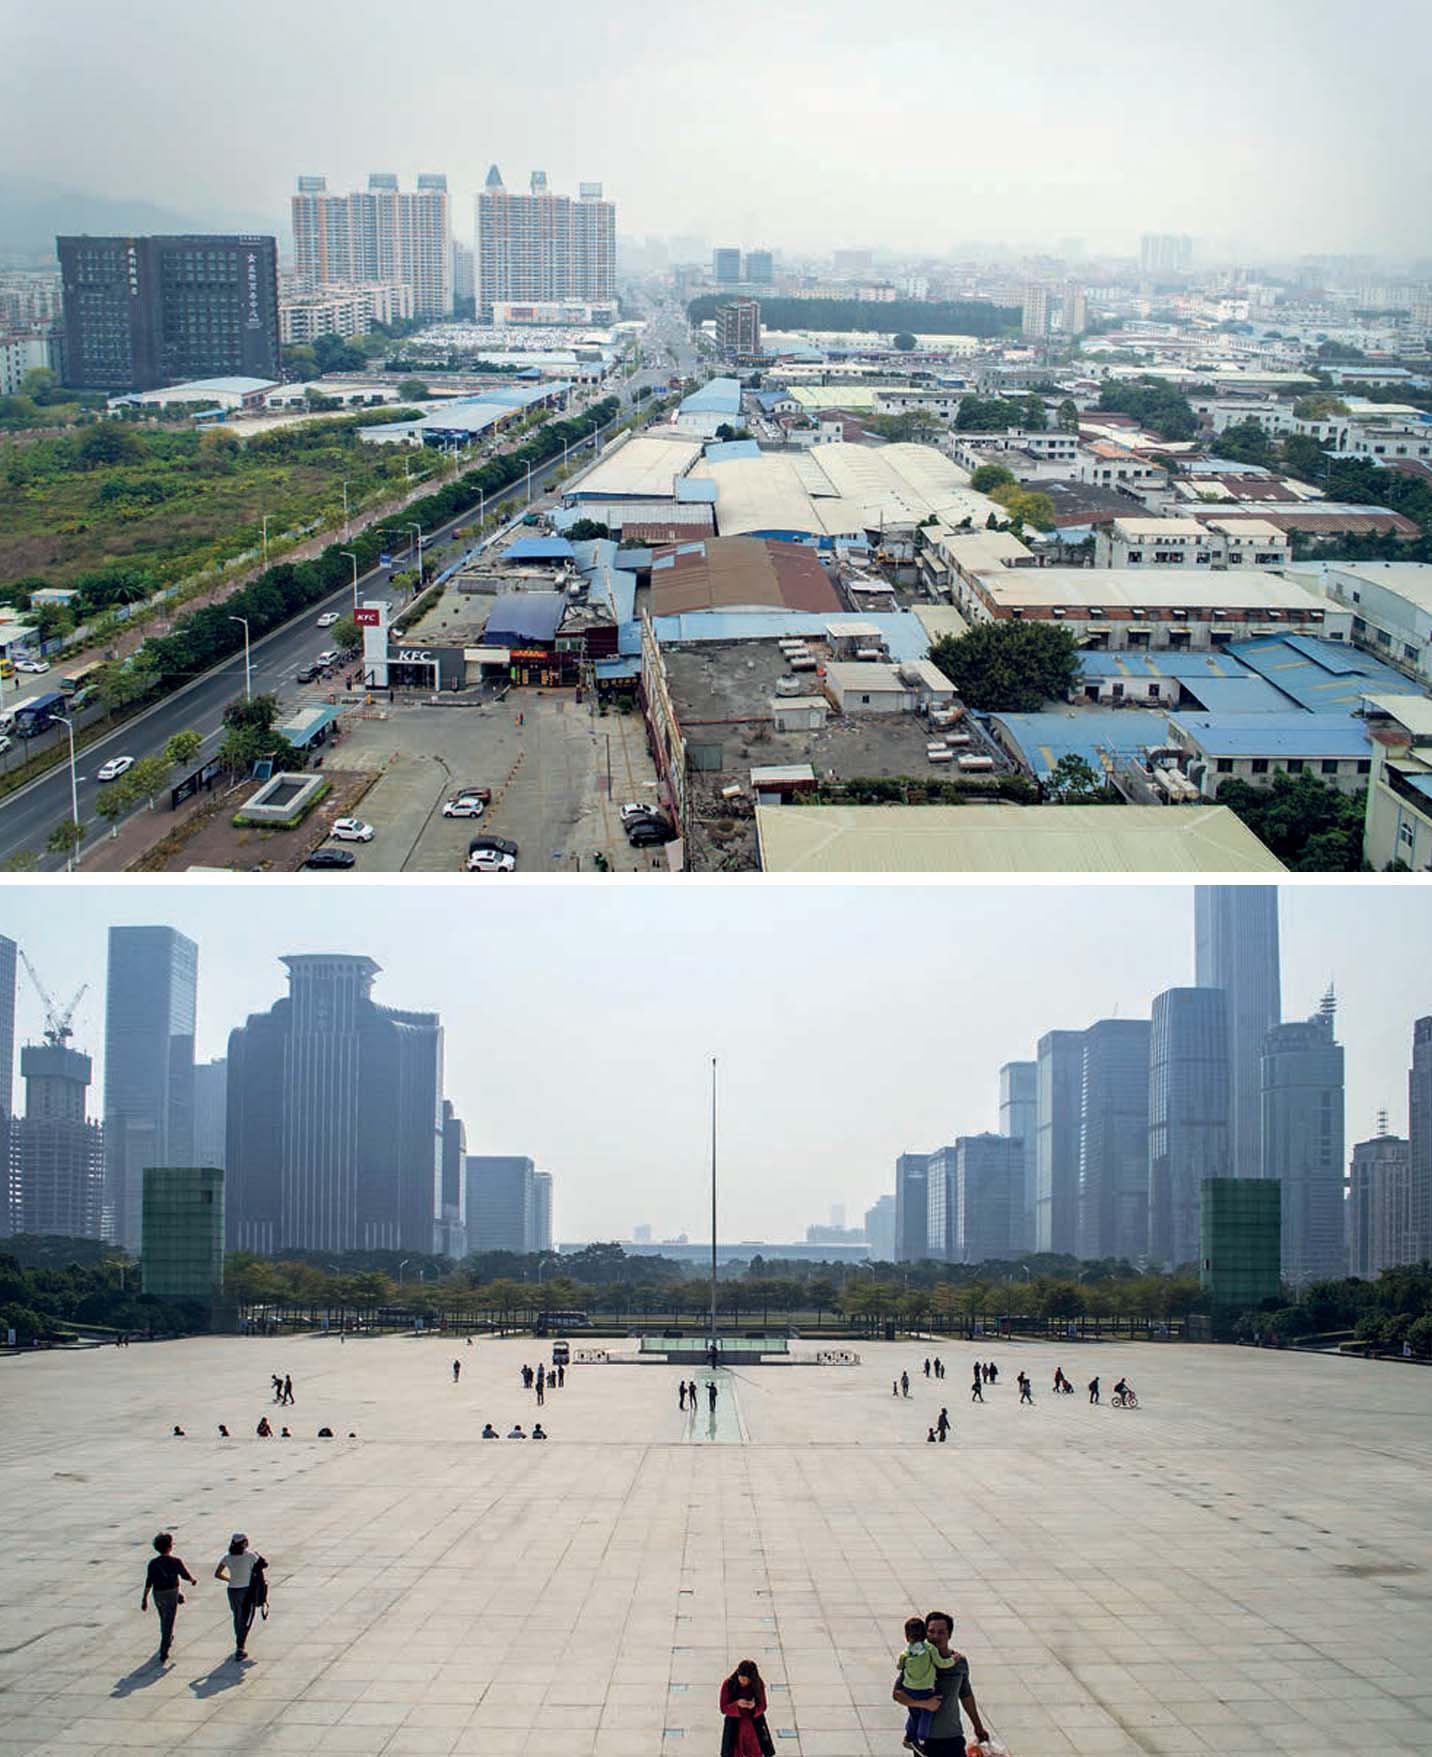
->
left=720, top=1660, right=775, bottom=1757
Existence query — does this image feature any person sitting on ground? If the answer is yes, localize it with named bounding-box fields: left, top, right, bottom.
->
left=217, top=1424, right=230, bottom=1438
left=895, top=1615, right=955, bottom=1751
left=926, top=1428, right=937, bottom=1443
left=481, top=1422, right=499, bottom=1439
left=317, top=1427, right=334, bottom=1438
left=255, top=1416, right=273, bottom=1438
left=532, top=1423, right=547, bottom=1440
left=507, top=1423, right=526, bottom=1439
left=172, top=1426, right=185, bottom=1437
left=280, top=1426, right=292, bottom=1438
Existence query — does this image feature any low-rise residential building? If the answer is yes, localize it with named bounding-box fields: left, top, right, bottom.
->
left=1075, top=439, right=1168, bottom=494
left=279, top=281, right=416, bottom=344
left=0, top=331, right=55, bottom=396
left=1361, top=692, right=1432, bottom=871
left=1165, top=713, right=1373, bottom=798
left=1095, top=516, right=1290, bottom=571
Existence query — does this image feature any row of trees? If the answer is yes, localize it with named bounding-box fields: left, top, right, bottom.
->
left=1096, top=378, right=1200, bottom=441
left=1233, top=1264, right=1432, bottom=1355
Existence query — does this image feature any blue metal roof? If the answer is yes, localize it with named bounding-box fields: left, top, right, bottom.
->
left=483, top=590, right=567, bottom=646
left=679, top=377, right=743, bottom=415
left=614, top=547, right=652, bottom=570
left=703, top=439, right=761, bottom=463
left=1178, top=676, right=1297, bottom=714
left=675, top=478, right=719, bottom=503
left=595, top=657, right=641, bottom=681
left=279, top=702, right=345, bottom=749
left=993, top=710, right=1173, bottom=780
left=501, top=536, right=576, bottom=563
left=568, top=538, right=620, bottom=572
left=1227, top=635, right=1426, bottom=714
left=1169, top=714, right=1372, bottom=758
left=616, top=609, right=932, bottom=660
left=586, top=566, right=637, bottom=624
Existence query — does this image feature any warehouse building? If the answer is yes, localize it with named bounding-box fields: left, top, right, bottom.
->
left=1165, top=714, right=1373, bottom=798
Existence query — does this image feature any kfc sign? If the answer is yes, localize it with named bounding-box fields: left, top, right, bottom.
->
left=354, top=607, right=381, bottom=627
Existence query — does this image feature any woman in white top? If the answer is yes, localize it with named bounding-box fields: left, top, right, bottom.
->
left=214, top=1533, right=266, bottom=1660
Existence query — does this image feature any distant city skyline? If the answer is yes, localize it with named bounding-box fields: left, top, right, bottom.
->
left=0, top=886, right=1425, bottom=1245
left=5, top=0, right=1432, bottom=258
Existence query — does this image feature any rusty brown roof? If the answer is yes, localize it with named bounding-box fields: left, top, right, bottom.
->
left=648, top=536, right=842, bottom=617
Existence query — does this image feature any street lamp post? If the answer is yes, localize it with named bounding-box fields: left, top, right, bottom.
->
left=709, top=1056, right=718, bottom=1356
left=398, top=1258, right=412, bottom=1284
left=261, top=514, right=270, bottom=570
left=341, top=480, right=350, bottom=540
left=228, top=616, right=251, bottom=701
left=406, top=523, right=424, bottom=584
left=339, top=551, right=360, bottom=613
left=56, top=716, right=80, bottom=872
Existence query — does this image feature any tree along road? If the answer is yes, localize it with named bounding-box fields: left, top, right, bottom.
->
left=0, top=423, right=618, bottom=871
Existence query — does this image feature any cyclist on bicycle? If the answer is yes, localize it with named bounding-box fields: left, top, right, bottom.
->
left=1113, top=1377, right=1133, bottom=1404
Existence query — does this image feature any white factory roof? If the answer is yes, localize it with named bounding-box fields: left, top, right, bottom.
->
left=1110, top=517, right=1210, bottom=540
left=692, top=441, right=994, bottom=538
left=825, top=661, right=910, bottom=695
left=569, top=434, right=704, bottom=500
left=958, top=563, right=1332, bottom=614
left=1323, top=561, right=1432, bottom=614
left=756, top=804, right=1287, bottom=873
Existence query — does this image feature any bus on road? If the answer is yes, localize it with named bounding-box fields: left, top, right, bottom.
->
left=61, top=661, right=106, bottom=697
left=13, top=691, right=67, bottom=738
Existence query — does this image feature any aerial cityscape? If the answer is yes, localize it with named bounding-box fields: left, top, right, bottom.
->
left=2, top=4, right=1432, bottom=1754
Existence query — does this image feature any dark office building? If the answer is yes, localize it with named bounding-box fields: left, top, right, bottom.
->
left=712, top=247, right=742, bottom=286
left=437, top=1099, right=468, bottom=1258
left=1077, top=1019, right=1151, bottom=1263
left=1200, top=1177, right=1280, bottom=1310
left=465, top=1155, right=534, bottom=1254
left=1036, top=1029, right=1085, bottom=1255
left=225, top=955, right=442, bottom=1254
left=955, top=1133, right=1024, bottom=1265
left=57, top=234, right=281, bottom=391
left=0, top=935, right=14, bottom=1223
left=1262, top=992, right=1345, bottom=1288
left=10, top=1041, right=105, bottom=1240
left=1195, top=886, right=1281, bottom=1179
left=104, top=926, right=197, bottom=1250
left=999, top=1059, right=1038, bottom=1252
left=1412, top=1016, right=1432, bottom=1262
left=894, top=1150, right=932, bottom=1262
left=1148, top=987, right=1231, bottom=1269
left=744, top=250, right=774, bottom=285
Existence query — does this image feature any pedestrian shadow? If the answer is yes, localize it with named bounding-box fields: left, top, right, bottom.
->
left=111, top=1658, right=169, bottom=1697
left=189, top=1658, right=250, bottom=1698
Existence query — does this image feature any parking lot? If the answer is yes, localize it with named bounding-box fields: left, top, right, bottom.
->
left=329, top=691, right=668, bottom=873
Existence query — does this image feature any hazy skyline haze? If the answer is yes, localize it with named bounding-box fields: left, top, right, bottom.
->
left=4, top=0, right=1431, bottom=259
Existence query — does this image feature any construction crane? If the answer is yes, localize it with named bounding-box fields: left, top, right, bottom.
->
left=17, top=950, right=88, bottom=1049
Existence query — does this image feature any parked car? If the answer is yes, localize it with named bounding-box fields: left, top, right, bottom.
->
left=316, top=649, right=340, bottom=667
left=450, top=785, right=492, bottom=804
left=296, top=664, right=323, bottom=684
left=330, top=817, right=374, bottom=843
left=316, top=612, right=339, bottom=628
left=467, top=848, right=516, bottom=872
left=96, top=756, right=135, bottom=783
left=619, top=802, right=662, bottom=825
left=14, top=658, right=49, bottom=674
left=303, top=848, right=356, bottom=869
left=442, top=796, right=486, bottom=818
left=628, top=816, right=674, bottom=847
left=468, top=834, right=519, bottom=858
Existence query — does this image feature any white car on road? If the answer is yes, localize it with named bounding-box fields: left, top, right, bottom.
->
left=466, top=848, right=516, bottom=872
left=442, top=796, right=486, bottom=818
left=96, top=756, right=134, bottom=783
left=316, top=612, right=339, bottom=628
left=330, top=817, right=375, bottom=842
left=315, top=649, right=340, bottom=668
left=14, top=658, right=48, bottom=674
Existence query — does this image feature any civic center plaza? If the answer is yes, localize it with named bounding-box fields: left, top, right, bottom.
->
left=2, top=1336, right=1431, bottom=1756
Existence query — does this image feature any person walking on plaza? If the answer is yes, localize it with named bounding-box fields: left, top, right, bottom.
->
left=707, top=1380, right=719, bottom=1414
left=893, top=1611, right=990, bottom=1757
left=536, top=1371, right=545, bottom=1407
left=893, top=1380, right=900, bottom=1397
left=936, top=1407, right=950, bottom=1443
left=452, top=1359, right=461, bottom=1384
left=933, top=1357, right=943, bottom=1380
left=894, top=1615, right=956, bottom=1749
left=1018, top=1372, right=1033, bottom=1405
left=1088, top=1375, right=1100, bottom=1405
left=282, top=1374, right=294, bottom=1406
left=679, top=1380, right=688, bottom=1410
left=970, top=1369, right=983, bottom=1404
left=900, top=1371, right=910, bottom=1398
left=557, top=1363, right=565, bottom=1387
left=987, top=1362, right=998, bottom=1386
left=720, top=1659, right=775, bottom=1757
left=141, top=1532, right=195, bottom=1665
left=270, top=1374, right=282, bottom=1402
left=214, top=1534, right=265, bottom=1662
left=923, top=1358, right=931, bottom=1378
left=688, top=1379, right=698, bottom=1409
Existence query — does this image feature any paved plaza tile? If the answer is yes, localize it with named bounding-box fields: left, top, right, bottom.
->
left=1, top=1335, right=1430, bottom=1756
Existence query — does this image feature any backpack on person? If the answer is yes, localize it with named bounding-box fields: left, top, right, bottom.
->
left=247, top=1559, right=270, bottom=1621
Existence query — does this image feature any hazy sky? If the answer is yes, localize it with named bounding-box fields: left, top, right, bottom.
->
left=4, top=0, right=1431, bottom=260
left=2, top=882, right=1426, bottom=1244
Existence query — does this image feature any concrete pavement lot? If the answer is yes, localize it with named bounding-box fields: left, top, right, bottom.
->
left=335, top=695, right=665, bottom=873
left=3, top=1337, right=1431, bottom=1757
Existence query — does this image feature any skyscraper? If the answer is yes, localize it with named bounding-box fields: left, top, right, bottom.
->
left=1077, top=1018, right=1151, bottom=1263
left=192, top=1058, right=227, bottom=1172
left=1348, top=1129, right=1412, bottom=1279
left=1195, top=886, right=1281, bottom=1179
left=532, top=1170, right=553, bottom=1254
left=1140, top=233, right=1193, bottom=276
left=1148, top=988, right=1231, bottom=1269
left=437, top=1099, right=468, bottom=1258
left=715, top=299, right=761, bottom=360
left=291, top=175, right=453, bottom=318
left=1261, top=991, right=1346, bottom=1287
left=1412, top=1017, right=1432, bottom=1260
left=475, top=168, right=615, bottom=321
left=58, top=235, right=280, bottom=391
left=925, top=1144, right=957, bottom=1263
left=744, top=251, right=774, bottom=285
left=465, top=1155, right=534, bottom=1254
left=104, top=926, right=197, bottom=1250
left=955, top=1134, right=1024, bottom=1264
left=712, top=248, right=742, bottom=286
left=224, top=956, right=442, bottom=1254
left=894, top=1151, right=931, bottom=1262
left=0, top=934, right=14, bottom=1215
left=9, top=1039, right=105, bottom=1240
left=864, top=1193, right=896, bottom=1262
left=1036, top=1029, right=1085, bottom=1255
left=999, top=1060, right=1038, bottom=1251
left=1021, top=284, right=1050, bottom=340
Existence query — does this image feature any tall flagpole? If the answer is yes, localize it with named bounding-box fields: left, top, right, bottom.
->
left=709, top=1057, right=718, bottom=1356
